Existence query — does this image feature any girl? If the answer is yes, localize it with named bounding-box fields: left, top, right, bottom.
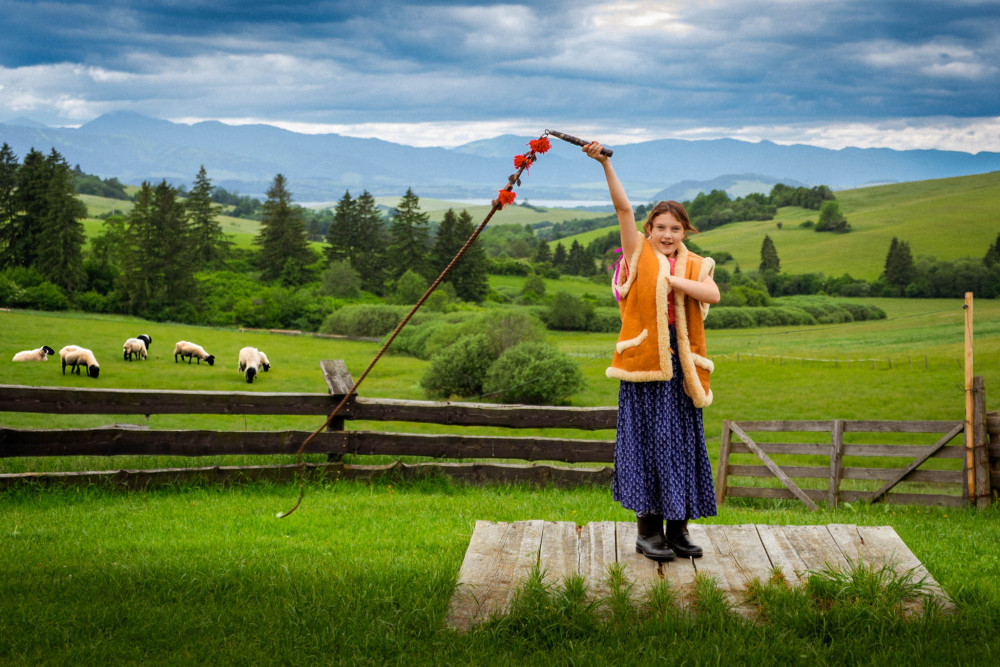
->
left=585, top=141, right=720, bottom=561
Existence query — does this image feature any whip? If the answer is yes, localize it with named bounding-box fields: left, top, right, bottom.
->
left=278, top=130, right=613, bottom=518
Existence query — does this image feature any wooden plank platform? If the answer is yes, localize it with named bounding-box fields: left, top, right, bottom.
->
left=446, top=521, right=949, bottom=630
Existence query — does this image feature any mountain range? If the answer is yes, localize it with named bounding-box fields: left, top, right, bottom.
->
left=2, top=112, right=999, bottom=205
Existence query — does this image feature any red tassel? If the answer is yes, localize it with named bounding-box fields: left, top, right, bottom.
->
left=529, top=137, right=551, bottom=154
left=497, top=189, right=517, bottom=207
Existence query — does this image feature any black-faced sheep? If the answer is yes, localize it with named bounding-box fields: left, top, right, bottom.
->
left=12, top=345, right=55, bottom=362
left=174, top=340, right=215, bottom=365
left=123, top=334, right=151, bottom=361
left=59, top=345, right=100, bottom=378
left=238, top=346, right=267, bottom=383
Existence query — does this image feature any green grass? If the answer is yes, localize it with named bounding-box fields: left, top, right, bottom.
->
left=1, top=479, right=997, bottom=664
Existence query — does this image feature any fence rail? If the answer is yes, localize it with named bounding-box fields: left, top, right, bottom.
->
left=1, top=362, right=997, bottom=506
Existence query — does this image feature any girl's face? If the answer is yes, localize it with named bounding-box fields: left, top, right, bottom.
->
left=647, top=212, right=686, bottom=257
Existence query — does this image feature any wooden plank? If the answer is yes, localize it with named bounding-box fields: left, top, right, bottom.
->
left=728, top=442, right=832, bottom=456
left=731, top=420, right=833, bottom=432
left=841, top=468, right=963, bottom=483
left=690, top=524, right=774, bottom=600
left=776, top=525, right=850, bottom=574
left=869, top=422, right=965, bottom=503
left=614, top=521, right=663, bottom=600
left=830, top=420, right=844, bottom=508
left=538, top=521, right=580, bottom=586
left=842, top=444, right=965, bottom=459
left=727, top=465, right=829, bottom=479
left=972, top=376, right=991, bottom=508
left=445, top=520, right=544, bottom=631
left=839, top=490, right=965, bottom=507
left=753, top=524, right=809, bottom=586
left=843, top=420, right=964, bottom=434
left=729, top=422, right=820, bottom=510
left=319, top=360, right=355, bottom=396
left=345, top=431, right=614, bottom=463
left=826, top=524, right=952, bottom=608
left=578, top=520, right=617, bottom=599
left=716, top=421, right=732, bottom=504
left=352, top=397, right=618, bottom=430
left=725, top=486, right=827, bottom=501
left=0, top=384, right=349, bottom=416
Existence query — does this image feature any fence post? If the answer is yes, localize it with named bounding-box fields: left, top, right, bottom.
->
left=964, top=292, right=975, bottom=501
left=829, top=420, right=845, bottom=508
left=320, top=360, right=355, bottom=463
left=972, top=376, right=991, bottom=508
left=716, top=420, right=733, bottom=505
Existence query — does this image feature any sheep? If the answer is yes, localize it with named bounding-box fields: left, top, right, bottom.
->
left=12, top=345, right=55, bottom=362
left=174, top=340, right=215, bottom=366
left=122, top=335, right=150, bottom=361
left=238, top=346, right=267, bottom=383
left=59, top=345, right=100, bottom=378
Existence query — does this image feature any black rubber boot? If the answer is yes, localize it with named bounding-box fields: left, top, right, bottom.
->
left=635, top=514, right=675, bottom=562
left=666, top=519, right=703, bottom=558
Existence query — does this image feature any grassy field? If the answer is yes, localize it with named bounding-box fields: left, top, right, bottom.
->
left=552, top=171, right=1000, bottom=280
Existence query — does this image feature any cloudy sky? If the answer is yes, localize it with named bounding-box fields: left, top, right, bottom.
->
left=1, top=0, right=998, bottom=152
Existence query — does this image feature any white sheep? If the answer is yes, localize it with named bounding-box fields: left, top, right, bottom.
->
left=257, top=350, right=270, bottom=372
left=60, top=345, right=100, bottom=378
left=12, top=345, right=55, bottom=362
left=123, top=334, right=151, bottom=361
left=238, top=346, right=266, bottom=383
left=174, top=340, right=215, bottom=366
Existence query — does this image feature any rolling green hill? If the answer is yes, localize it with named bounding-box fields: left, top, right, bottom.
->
left=551, top=172, right=1000, bottom=280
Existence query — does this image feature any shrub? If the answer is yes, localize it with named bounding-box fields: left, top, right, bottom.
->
left=320, top=304, right=429, bottom=338
left=482, top=342, right=585, bottom=405
left=21, top=282, right=70, bottom=311
left=320, top=260, right=362, bottom=299
left=588, top=307, right=622, bottom=333
left=545, top=291, right=594, bottom=331
left=704, top=308, right=756, bottom=329
left=420, top=333, right=495, bottom=399
left=388, top=269, right=428, bottom=305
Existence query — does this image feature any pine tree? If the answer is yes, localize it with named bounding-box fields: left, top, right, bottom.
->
left=9, top=148, right=50, bottom=267
left=0, top=143, right=19, bottom=262
left=984, top=232, right=1000, bottom=268
left=882, top=236, right=915, bottom=293
left=255, top=174, right=313, bottom=283
left=387, top=187, right=431, bottom=280
left=759, top=234, right=780, bottom=273
left=36, top=149, right=86, bottom=291
left=186, top=166, right=231, bottom=269
left=535, top=239, right=551, bottom=264
left=567, top=239, right=594, bottom=275
left=351, top=190, right=388, bottom=294
left=448, top=210, right=488, bottom=302
left=552, top=242, right=567, bottom=268
left=325, top=191, right=356, bottom=264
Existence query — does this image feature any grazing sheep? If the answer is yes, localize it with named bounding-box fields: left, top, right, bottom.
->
left=123, top=336, right=149, bottom=361
left=59, top=345, right=100, bottom=378
left=12, top=345, right=55, bottom=362
left=173, top=340, right=215, bottom=366
left=257, top=350, right=270, bottom=372
left=238, top=346, right=266, bottom=383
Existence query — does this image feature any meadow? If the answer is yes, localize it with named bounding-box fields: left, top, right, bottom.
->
left=2, top=300, right=999, bottom=663
left=555, top=171, right=1000, bottom=280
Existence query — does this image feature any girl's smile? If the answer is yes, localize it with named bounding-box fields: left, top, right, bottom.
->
left=647, top=212, right=686, bottom=256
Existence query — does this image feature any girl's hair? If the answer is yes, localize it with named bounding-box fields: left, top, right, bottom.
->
left=643, top=200, right=698, bottom=236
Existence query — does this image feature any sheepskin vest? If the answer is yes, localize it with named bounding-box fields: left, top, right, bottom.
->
left=606, top=239, right=716, bottom=408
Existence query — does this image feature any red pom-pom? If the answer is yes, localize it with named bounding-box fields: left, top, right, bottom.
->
left=513, top=154, right=532, bottom=171
left=497, top=189, right=517, bottom=207
left=529, top=137, right=551, bottom=154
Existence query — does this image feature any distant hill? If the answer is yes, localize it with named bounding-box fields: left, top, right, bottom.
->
left=3, top=113, right=1000, bottom=202
left=553, top=171, right=1000, bottom=282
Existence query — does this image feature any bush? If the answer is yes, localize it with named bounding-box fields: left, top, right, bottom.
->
left=588, top=307, right=622, bottom=333
left=704, top=308, right=757, bottom=329
left=420, top=333, right=495, bottom=399
left=21, top=282, right=70, bottom=311
left=482, top=342, right=585, bottom=404
left=320, top=304, right=429, bottom=338
left=544, top=291, right=594, bottom=331
left=387, top=269, right=428, bottom=305
left=320, top=260, right=362, bottom=299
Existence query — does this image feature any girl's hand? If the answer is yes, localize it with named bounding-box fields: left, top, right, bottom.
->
left=583, top=142, right=609, bottom=163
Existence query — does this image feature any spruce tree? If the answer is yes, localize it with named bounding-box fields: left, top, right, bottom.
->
left=387, top=187, right=431, bottom=280
left=186, top=166, right=231, bottom=269
left=9, top=148, right=50, bottom=267
left=567, top=239, right=594, bottom=275
left=535, top=239, right=551, bottom=264
left=0, top=143, right=18, bottom=262
left=351, top=190, right=388, bottom=294
left=552, top=242, right=567, bottom=269
left=984, top=232, right=1000, bottom=268
left=882, top=236, right=915, bottom=294
left=325, top=190, right=356, bottom=264
left=759, top=234, right=780, bottom=273
left=36, top=149, right=86, bottom=291
left=448, top=209, right=488, bottom=302
left=255, top=174, right=313, bottom=283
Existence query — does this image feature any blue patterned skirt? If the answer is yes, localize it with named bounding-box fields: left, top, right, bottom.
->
left=612, top=327, right=718, bottom=520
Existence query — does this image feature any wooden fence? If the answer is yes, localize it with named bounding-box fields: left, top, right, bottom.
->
left=715, top=376, right=996, bottom=509
left=1, top=361, right=997, bottom=507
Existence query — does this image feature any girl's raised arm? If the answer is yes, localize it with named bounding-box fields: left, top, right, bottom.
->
left=584, top=142, right=640, bottom=260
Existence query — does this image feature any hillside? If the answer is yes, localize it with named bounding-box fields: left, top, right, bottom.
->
left=550, top=172, right=1000, bottom=281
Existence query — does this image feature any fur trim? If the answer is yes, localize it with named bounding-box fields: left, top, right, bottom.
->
left=691, top=353, right=715, bottom=373
left=613, top=241, right=644, bottom=300
left=616, top=328, right=648, bottom=355
left=672, top=243, right=711, bottom=408
left=698, top=256, right=716, bottom=321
